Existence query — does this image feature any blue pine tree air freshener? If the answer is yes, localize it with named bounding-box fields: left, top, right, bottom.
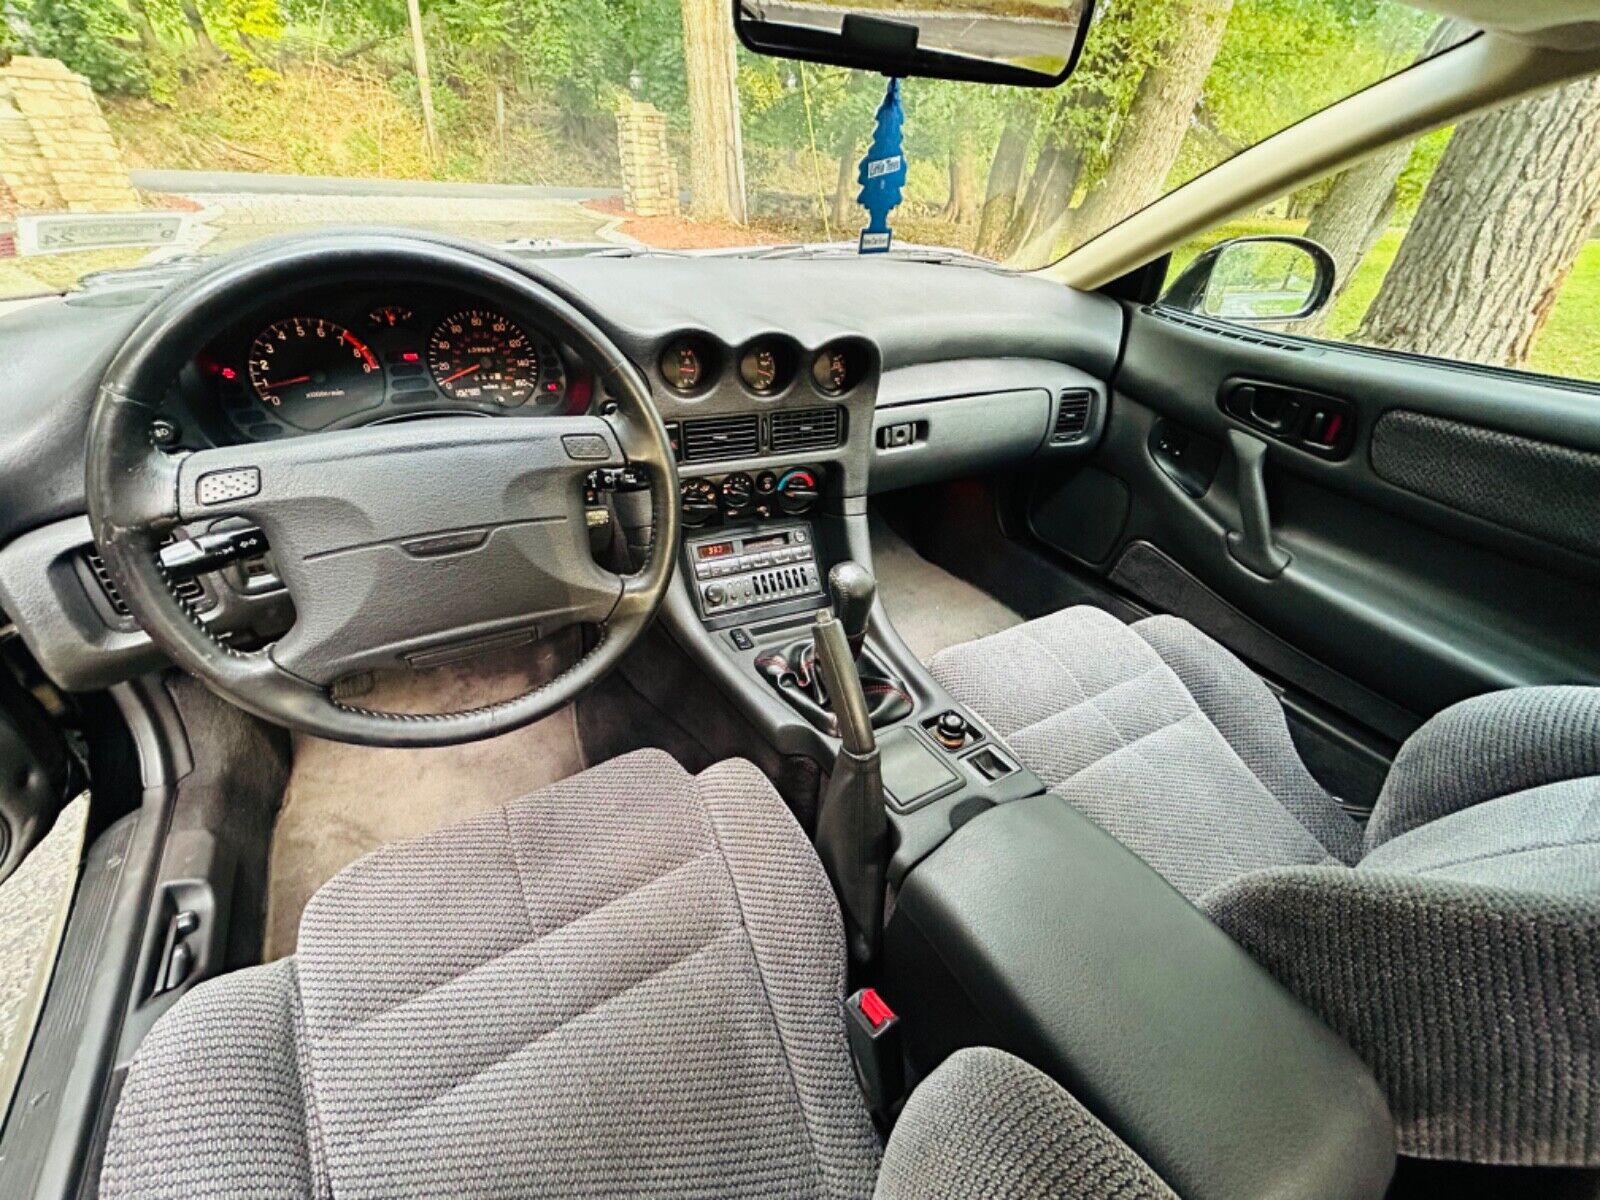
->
left=856, top=78, right=907, bottom=255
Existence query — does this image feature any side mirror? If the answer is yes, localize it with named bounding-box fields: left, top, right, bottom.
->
left=1161, top=236, right=1335, bottom=325
left=734, top=0, right=1094, bottom=87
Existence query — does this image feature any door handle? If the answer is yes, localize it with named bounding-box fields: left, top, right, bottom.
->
left=1226, top=430, right=1291, bottom=578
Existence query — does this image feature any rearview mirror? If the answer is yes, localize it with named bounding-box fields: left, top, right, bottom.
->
left=1161, top=236, right=1335, bottom=325
left=734, top=0, right=1095, bottom=87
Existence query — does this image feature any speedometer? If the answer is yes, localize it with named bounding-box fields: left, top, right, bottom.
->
left=247, top=317, right=382, bottom=430
left=427, top=308, right=540, bottom=407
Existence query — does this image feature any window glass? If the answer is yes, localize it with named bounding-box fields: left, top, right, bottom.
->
left=1162, top=72, right=1600, bottom=385
left=1, top=0, right=1445, bottom=301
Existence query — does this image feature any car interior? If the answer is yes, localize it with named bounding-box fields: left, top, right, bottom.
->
left=1, top=1, right=1599, bottom=1198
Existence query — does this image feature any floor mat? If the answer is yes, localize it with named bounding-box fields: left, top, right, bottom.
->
left=870, top=513, right=1022, bottom=661
left=264, top=640, right=586, bottom=959
left=0, top=792, right=86, bottom=1111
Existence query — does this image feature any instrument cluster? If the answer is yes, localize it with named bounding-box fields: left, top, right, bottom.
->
left=186, top=289, right=588, bottom=443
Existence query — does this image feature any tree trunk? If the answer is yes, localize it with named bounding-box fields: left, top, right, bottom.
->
left=1290, top=19, right=1465, bottom=335
left=1288, top=143, right=1409, bottom=335
left=127, top=0, right=163, bottom=55
left=1069, top=0, right=1234, bottom=245
left=1007, top=143, right=1085, bottom=266
left=1285, top=185, right=1322, bottom=221
left=178, top=0, right=223, bottom=61
left=975, top=122, right=1029, bottom=259
left=404, top=0, right=439, bottom=162
left=680, top=0, right=747, bottom=224
left=939, top=141, right=979, bottom=224
left=832, top=131, right=859, bottom=229
left=1354, top=74, right=1600, bottom=368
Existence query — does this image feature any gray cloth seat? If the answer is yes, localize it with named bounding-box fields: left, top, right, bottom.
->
left=930, top=606, right=1600, bottom=1168
left=101, top=748, right=1174, bottom=1200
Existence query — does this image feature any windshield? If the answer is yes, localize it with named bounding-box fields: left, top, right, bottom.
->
left=1, top=0, right=1439, bottom=301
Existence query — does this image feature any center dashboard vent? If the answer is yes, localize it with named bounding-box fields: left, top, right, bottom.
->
left=681, top=414, right=760, bottom=463
left=769, top=406, right=844, bottom=455
left=1052, top=390, right=1093, bottom=442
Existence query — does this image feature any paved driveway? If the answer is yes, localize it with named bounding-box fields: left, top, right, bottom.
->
left=131, top=170, right=627, bottom=255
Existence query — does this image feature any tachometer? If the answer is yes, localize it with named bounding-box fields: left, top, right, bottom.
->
left=247, top=317, right=382, bottom=430
left=427, top=308, right=540, bottom=407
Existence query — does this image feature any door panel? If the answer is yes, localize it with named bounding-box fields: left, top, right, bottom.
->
left=1030, top=305, right=1600, bottom=730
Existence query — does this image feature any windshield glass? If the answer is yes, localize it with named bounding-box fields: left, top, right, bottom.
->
left=1, top=0, right=1440, bottom=300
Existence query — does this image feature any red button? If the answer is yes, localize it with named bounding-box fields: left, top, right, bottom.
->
left=859, top=988, right=895, bottom=1030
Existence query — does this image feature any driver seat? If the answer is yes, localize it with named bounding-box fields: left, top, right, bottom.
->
left=102, top=750, right=882, bottom=1198
left=100, top=749, right=1182, bottom=1199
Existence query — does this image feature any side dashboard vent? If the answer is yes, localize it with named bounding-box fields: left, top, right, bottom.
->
left=769, top=406, right=844, bottom=455
left=681, top=414, right=760, bottom=463
left=1052, top=390, right=1093, bottom=441
left=83, top=544, right=206, bottom=620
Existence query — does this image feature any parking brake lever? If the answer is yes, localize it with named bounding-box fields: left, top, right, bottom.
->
left=811, top=608, right=886, bottom=968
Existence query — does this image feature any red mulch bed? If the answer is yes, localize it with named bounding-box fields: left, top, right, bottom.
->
left=587, top=196, right=793, bottom=251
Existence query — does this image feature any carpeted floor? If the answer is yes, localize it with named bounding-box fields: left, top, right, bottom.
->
left=0, top=792, right=86, bottom=1111
left=264, top=638, right=586, bottom=959
left=870, top=513, right=1022, bottom=661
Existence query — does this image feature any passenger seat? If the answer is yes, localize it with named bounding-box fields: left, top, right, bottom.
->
left=929, top=606, right=1600, bottom=1170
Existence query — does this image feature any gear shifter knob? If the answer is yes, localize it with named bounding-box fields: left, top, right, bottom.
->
left=828, top=562, right=876, bottom=660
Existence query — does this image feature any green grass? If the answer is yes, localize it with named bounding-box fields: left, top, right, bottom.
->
left=1166, top=219, right=1600, bottom=385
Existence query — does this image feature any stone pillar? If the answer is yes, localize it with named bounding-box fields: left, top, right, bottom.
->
left=615, top=98, right=680, bottom=218
left=0, top=56, right=139, bottom=215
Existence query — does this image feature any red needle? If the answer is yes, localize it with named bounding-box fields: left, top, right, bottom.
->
left=262, top=374, right=311, bottom=390
left=439, top=363, right=482, bottom=385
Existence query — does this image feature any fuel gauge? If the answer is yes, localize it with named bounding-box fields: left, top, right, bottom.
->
left=368, top=305, right=414, bottom=329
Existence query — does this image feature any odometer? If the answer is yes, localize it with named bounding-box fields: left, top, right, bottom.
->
left=247, top=317, right=381, bottom=430
left=427, top=308, right=540, bottom=407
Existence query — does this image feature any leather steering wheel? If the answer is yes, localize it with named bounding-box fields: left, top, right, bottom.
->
left=85, top=233, right=680, bottom=747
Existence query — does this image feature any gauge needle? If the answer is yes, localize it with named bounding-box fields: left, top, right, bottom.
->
left=262, top=375, right=311, bottom=390
left=439, top=364, right=482, bottom=385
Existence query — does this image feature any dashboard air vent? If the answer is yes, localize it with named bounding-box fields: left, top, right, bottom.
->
left=681, top=414, right=760, bottom=463
left=1053, top=391, right=1092, bottom=441
left=83, top=544, right=206, bottom=620
left=769, top=406, right=844, bottom=455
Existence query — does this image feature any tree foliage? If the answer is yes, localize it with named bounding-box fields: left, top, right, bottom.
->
left=6, top=0, right=1472, bottom=253
left=11, top=0, right=153, bottom=93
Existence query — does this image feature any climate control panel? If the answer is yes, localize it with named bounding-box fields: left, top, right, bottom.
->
left=680, top=466, right=821, bottom=528
left=686, top=523, right=822, bottom=617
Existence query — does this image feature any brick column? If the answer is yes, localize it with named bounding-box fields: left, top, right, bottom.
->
left=616, top=98, right=680, bottom=218
left=0, top=56, right=139, bottom=214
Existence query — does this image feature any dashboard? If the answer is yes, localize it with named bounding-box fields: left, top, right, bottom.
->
left=0, top=252, right=1121, bottom=692
left=170, top=284, right=591, bottom=446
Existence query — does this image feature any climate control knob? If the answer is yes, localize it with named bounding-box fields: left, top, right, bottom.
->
left=775, top=468, right=819, bottom=515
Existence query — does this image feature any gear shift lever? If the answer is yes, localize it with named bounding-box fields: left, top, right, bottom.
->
left=828, top=562, right=876, bottom=661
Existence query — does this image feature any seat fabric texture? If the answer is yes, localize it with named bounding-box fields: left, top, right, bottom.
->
left=874, top=1047, right=1177, bottom=1200
left=931, top=609, right=1600, bottom=1168
left=929, top=604, right=1363, bottom=901
left=100, top=749, right=882, bottom=1200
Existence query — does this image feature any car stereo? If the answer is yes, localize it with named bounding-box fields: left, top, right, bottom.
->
left=686, top=523, right=822, bottom=616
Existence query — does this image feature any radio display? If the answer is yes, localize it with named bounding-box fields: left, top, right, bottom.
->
left=696, top=541, right=735, bottom=560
